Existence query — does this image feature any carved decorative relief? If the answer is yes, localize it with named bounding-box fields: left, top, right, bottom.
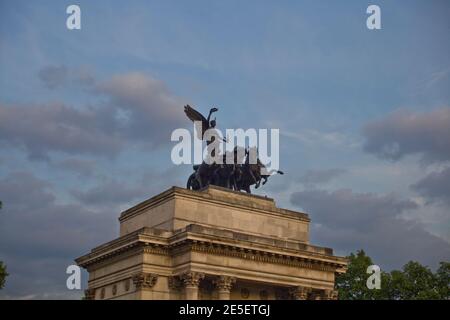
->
left=190, top=242, right=337, bottom=272
left=323, top=289, right=339, bottom=300
left=289, top=286, right=311, bottom=300
left=241, top=288, right=250, bottom=299
left=213, top=276, right=236, bottom=292
left=132, top=272, right=158, bottom=289
left=180, top=272, right=205, bottom=287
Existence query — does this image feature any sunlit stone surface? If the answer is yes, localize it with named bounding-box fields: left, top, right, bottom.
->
left=76, top=186, right=347, bottom=300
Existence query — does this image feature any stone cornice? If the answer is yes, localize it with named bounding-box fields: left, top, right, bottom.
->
left=187, top=241, right=344, bottom=272
left=91, top=227, right=170, bottom=253
left=118, top=186, right=310, bottom=223
left=75, top=227, right=170, bottom=267
left=178, top=224, right=334, bottom=257
left=76, top=225, right=347, bottom=273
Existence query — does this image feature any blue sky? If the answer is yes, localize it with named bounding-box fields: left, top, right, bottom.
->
left=0, top=0, right=449, bottom=299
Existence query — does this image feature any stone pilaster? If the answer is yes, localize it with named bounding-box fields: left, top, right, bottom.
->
left=213, top=276, right=236, bottom=300
left=289, top=286, right=311, bottom=300
left=180, top=272, right=205, bottom=300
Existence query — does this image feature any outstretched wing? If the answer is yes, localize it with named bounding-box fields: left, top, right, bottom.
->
left=184, top=105, right=208, bottom=139
left=184, top=104, right=207, bottom=123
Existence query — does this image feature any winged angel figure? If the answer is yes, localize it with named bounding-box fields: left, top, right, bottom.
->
left=183, top=105, right=219, bottom=142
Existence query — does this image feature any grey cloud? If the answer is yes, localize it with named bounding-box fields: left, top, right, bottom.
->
left=362, top=108, right=450, bottom=163
left=72, top=66, right=96, bottom=87
left=0, top=172, right=115, bottom=257
left=54, top=158, right=97, bottom=177
left=292, top=189, right=418, bottom=229
left=0, top=253, right=84, bottom=300
left=411, top=166, right=450, bottom=206
left=71, top=180, right=150, bottom=206
left=70, top=164, right=187, bottom=207
left=95, top=72, right=185, bottom=144
left=290, top=189, right=450, bottom=270
left=299, top=168, right=346, bottom=186
left=140, top=164, right=188, bottom=188
left=38, top=65, right=68, bottom=89
left=0, top=172, right=116, bottom=299
left=0, top=167, right=186, bottom=298
left=0, top=102, right=122, bottom=160
left=1, top=70, right=186, bottom=160
left=0, top=171, right=54, bottom=209
left=38, top=65, right=95, bottom=89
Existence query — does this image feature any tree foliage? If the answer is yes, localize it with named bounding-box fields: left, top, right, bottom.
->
left=336, top=250, right=449, bottom=300
left=0, top=201, right=7, bottom=289
left=0, top=261, right=7, bottom=289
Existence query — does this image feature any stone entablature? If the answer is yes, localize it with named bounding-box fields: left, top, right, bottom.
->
left=77, top=224, right=345, bottom=272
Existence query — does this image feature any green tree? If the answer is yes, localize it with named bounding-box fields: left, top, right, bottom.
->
left=388, top=261, right=441, bottom=300
left=335, top=250, right=391, bottom=300
left=337, top=250, right=449, bottom=300
left=389, top=261, right=440, bottom=299
left=0, top=200, right=7, bottom=289
left=435, top=262, right=450, bottom=299
left=0, top=261, right=7, bottom=289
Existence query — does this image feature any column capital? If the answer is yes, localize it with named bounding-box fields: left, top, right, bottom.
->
left=180, top=272, right=205, bottom=287
left=132, top=272, right=158, bottom=289
left=213, top=276, right=236, bottom=292
left=323, top=289, right=339, bottom=300
left=289, top=286, right=311, bottom=300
